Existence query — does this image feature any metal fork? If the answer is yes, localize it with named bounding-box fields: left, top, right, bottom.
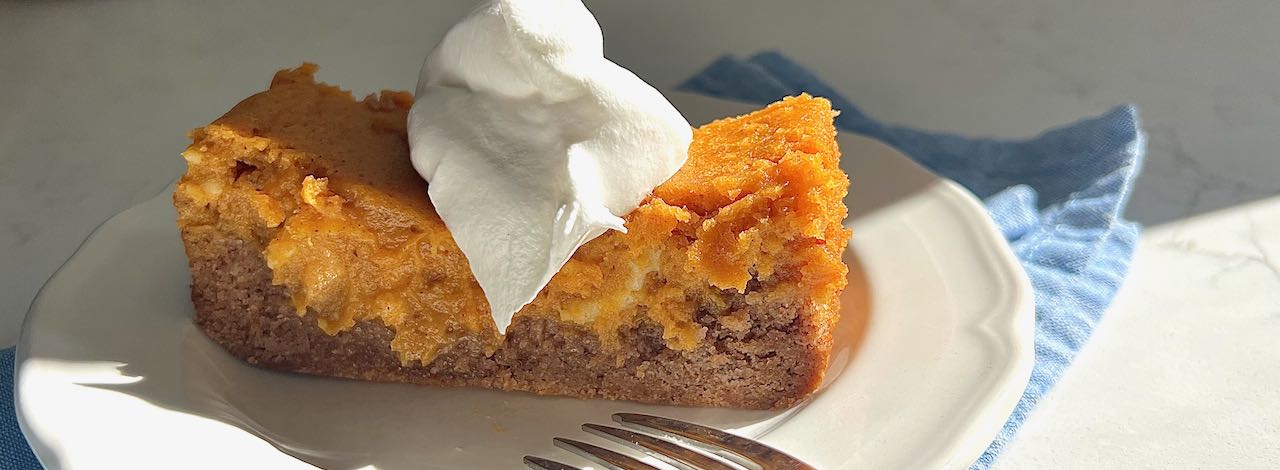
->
left=524, top=413, right=815, bottom=470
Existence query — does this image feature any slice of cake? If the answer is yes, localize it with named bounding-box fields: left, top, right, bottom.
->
left=174, top=64, right=850, bottom=410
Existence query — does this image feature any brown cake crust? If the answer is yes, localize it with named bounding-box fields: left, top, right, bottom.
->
left=176, top=64, right=848, bottom=409
left=188, top=231, right=828, bottom=409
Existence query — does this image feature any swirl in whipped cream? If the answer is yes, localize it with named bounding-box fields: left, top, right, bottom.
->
left=408, top=0, right=692, bottom=332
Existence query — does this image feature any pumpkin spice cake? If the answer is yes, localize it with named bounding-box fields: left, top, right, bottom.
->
left=174, top=64, right=850, bottom=410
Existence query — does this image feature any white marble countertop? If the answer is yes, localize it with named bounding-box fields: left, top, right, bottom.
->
left=3, top=0, right=1278, bottom=468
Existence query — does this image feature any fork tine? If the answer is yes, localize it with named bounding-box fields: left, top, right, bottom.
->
left=553, top=437, right=661, bottom=470
left=523, top=455, right=582, bottom=470
left=583, top=423, right=738, bottom=470
left=613, top=413, right=816, bottom=470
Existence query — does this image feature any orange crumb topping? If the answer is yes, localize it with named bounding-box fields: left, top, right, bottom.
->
left=174, top=64, right=849, bottom=365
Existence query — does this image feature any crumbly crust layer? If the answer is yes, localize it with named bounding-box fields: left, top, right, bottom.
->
left=189, top=231, right=828, bottom=409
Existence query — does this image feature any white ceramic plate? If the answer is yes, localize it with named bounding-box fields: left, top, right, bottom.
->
left=17, top=93, right=1033, bottom=470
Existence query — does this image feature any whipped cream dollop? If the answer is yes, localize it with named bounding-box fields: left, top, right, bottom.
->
left=407, top=0, right=692, bottom=332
